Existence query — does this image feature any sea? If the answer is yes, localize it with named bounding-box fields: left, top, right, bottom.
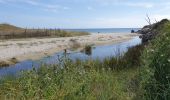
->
left=64, top=28, right=140, bottom=34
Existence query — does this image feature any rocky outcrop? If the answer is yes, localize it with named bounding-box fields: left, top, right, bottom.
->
left=137, top=19, right=169, bottom=43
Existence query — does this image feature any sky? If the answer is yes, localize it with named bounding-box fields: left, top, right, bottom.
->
left=0, top=0, right=170, bottom=29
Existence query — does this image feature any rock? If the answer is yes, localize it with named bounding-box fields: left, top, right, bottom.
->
left=141, top=33, right=154, bottom=43
left=137, top=27, right=151, bottom=34
left=137, top=19, right=169, bottom=43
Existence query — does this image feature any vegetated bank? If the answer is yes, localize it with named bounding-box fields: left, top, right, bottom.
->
left=0, top=19, right=169, bottom=100
left=138, top=19, right=170, bottom=99
left=0, top=23, right=89, bottom=39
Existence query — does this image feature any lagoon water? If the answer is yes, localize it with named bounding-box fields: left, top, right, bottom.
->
left=0, top=28, right=141, bottom=78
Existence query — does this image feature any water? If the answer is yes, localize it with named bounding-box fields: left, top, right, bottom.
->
left=0, top=36, right=141, bottom=78
left=65, top=28, right=140, bottom=34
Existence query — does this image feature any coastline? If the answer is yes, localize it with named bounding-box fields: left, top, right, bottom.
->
left=0, top=33, right=140, bottom=67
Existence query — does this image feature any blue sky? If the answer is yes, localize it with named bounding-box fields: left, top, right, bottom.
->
left=0, top=0, right=170, bottom=28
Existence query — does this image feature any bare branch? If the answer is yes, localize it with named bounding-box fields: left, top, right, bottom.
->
left=155, top=19, right=158, bottom=23
left=145, top=14, right=152, bottom=25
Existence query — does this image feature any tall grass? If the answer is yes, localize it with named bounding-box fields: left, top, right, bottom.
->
left=0, top=29, right=89, bottom=39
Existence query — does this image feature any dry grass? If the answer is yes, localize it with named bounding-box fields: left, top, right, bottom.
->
left=0, top=24, right=89, bottom=39
left=0, top=61, right=10, bottom=67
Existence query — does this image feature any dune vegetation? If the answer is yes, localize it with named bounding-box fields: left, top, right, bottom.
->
left=0, top=24, right=89, bottom=39
left=0, top=19, right=170, bottom=100
left=139, top=19, right=170, bottom=99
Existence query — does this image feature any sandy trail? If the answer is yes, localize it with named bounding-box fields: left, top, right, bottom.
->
left=0, top=33, right=139, bottom=64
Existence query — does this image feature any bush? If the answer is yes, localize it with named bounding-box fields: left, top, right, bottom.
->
left=140, top=21, right=170, bottom=99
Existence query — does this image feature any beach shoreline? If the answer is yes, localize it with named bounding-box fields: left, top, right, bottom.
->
left=0, top=33, right=140, bottom=66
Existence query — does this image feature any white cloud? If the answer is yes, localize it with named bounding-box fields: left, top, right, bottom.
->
left=124, top=2, right=154, bottom=8
left=23, top=1, right=70, bottom=12
left=24, top=0, right=39, bottom=6
left=111, top=2, right=154, bottom=8
left=155, top=2, right=170, bottom=13
left=95, top=0, right=154, bottom=8
left=69, top=16, right=146, bottom=28
left=152, top=14, right=170, bottom=21
left=0, top=0, right=70, bottom=13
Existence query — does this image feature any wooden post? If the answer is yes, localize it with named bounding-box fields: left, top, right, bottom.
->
left=64, top=49, right=67, bottom=57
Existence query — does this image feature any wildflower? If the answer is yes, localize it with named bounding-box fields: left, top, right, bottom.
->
left=150, top=49, right=154, bottom=52
left=47, top=77, right=51, bottom=80
left=147, top=50, right=149, bottom=53
left=55, top=70, right=58, bottom=74
left=168, top=59, right=170, bottom=63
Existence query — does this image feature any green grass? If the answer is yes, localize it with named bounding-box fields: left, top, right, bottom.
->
left=0, top=61, right=138, bottom=100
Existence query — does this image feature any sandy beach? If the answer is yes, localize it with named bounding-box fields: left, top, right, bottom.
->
left=0, top=33, right=139, bottom=65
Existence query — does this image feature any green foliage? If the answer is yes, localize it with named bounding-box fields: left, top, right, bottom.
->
left=140, top=20, right=170, bottom=99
